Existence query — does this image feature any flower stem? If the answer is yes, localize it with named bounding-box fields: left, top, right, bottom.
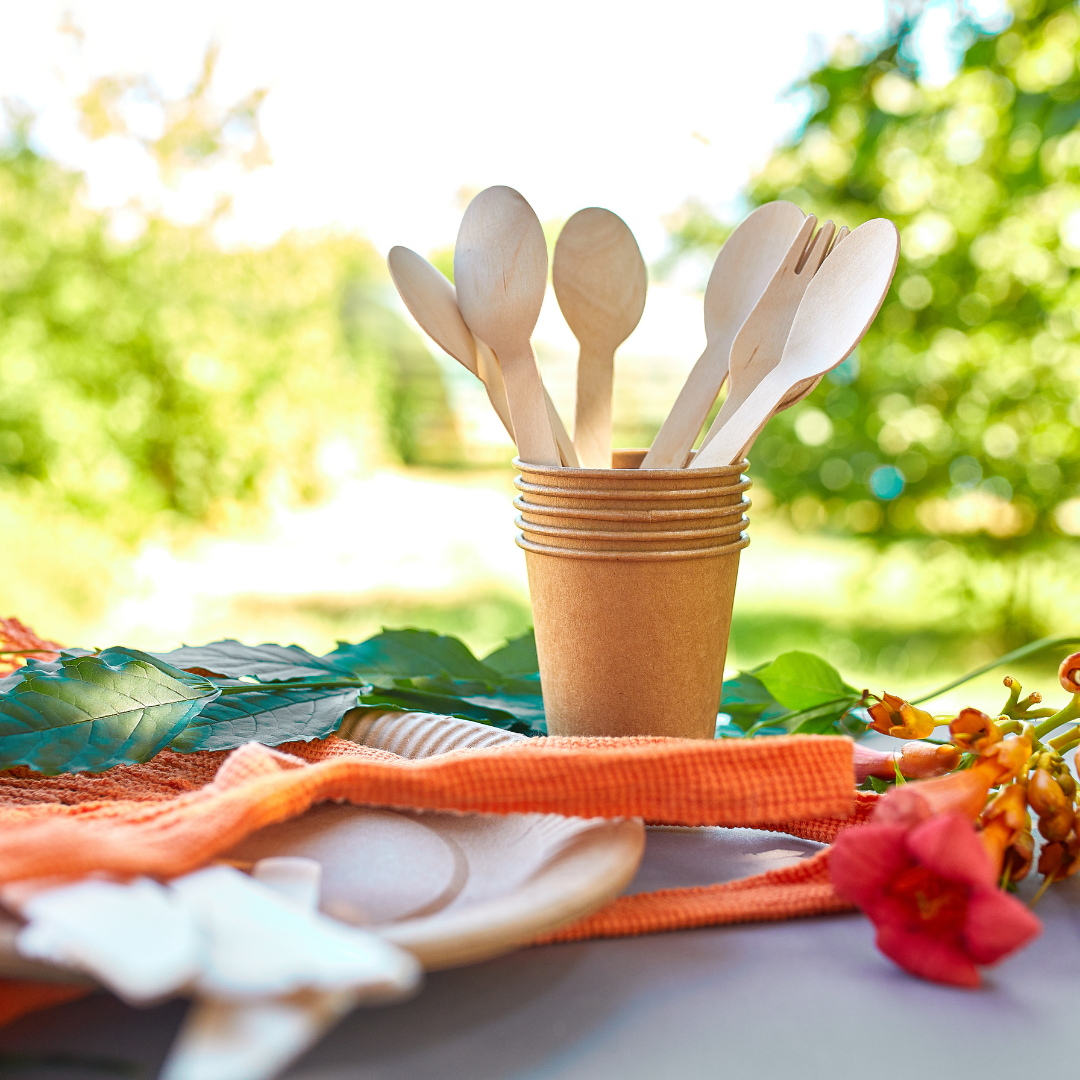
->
left=1033, top=695, right=1080, bottom=740
left=911, top=634, right=1080, bottom=706
left=1029, top=874, right=1056, bottom=908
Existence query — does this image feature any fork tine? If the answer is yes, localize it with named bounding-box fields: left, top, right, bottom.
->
left=829, top=224, right=850, bottom=253
left=784, top=215, right=817, bottom=274
left=798, top=220, right=835, bottom=275
left=807, top=221, right=836, bottom=275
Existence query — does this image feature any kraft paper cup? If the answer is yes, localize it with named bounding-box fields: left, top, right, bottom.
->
left=514, top=449, right=750, bottom=740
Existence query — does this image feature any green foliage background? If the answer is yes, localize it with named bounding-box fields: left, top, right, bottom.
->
left=667, top=0, right=1080, bottom=558
left=0, top=117, right=463, bottom=538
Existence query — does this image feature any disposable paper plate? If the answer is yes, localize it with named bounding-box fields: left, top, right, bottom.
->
left=228, top=711, right=645, bottom=970
left=0, top=712, right=645, bottom=980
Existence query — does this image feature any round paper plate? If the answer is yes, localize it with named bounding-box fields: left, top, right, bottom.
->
left=0, top=713, right=645, bottom=978
left=227, top=711, right=645, bottom=970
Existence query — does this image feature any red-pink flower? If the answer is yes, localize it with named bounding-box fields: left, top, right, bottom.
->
left=831, top=813, right=1041, bottom=988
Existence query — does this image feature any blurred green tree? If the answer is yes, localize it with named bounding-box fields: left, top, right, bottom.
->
left=0, top=46, right=462, bottom=538
left=668, top=0, right=1080, bottom=566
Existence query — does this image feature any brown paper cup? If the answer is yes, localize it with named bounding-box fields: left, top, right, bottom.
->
left=514, top=449, right=750, bottom=740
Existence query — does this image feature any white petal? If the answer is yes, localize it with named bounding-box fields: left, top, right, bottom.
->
left=16, top=877, right=201, bottom=1004
left=169, top=865, right=421, bottom=1001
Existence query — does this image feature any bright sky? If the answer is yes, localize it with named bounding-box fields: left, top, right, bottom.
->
left=0, top=0, right=1007, bottom=264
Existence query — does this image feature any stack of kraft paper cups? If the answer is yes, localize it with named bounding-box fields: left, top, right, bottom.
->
left=514, top=449, right=751, bottom=739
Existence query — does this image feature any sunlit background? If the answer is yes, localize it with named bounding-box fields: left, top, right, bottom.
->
left=2, top=0, right=1078, bottom=708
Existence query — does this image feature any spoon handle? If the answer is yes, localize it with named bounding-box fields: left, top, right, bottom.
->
left=546, top=391, right=580, bottom=468
left=499, top=343, right=562, bottom=466
left=640, top=340, right=726, bottom=469
left=689, top=369, right=789, bottom=470
left=479, top=340, right=578, bottom=465
left=475, top=340, right=516, bottom=440
left=573, top=343, right=616, bottom=469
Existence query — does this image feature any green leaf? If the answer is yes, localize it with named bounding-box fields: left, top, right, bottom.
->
left=790, top=712, right=847, bottom=735
left=0, top=648, right=220, bottom=775
left=362, top=669, right=546, bottom=735
left=152, top=640, right=346, bottom=681
left=356, top=686, right=535, bottom=734
left=170, top=686, right=358, bottom=752
left=325, top=629, right=499, bottom=682
left=720, top=672, right=789, bottom=733
left=483, top=631, right=539, bottom=677
left=755, top=651, right=859, bottom=711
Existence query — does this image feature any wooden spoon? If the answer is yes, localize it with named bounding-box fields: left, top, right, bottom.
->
left=455, top=186, right=561, bottom=467
left=690, top=218, right=899, bottom=469
left=640, top=201, right=806, bottom=470
left=553, top=208, right=647, bottom=469
left=387, top=247, right=578, bottom=465
left=695, top=217, right=835, bottom=454
left=726, top=226, right=852, bottom=434
left=739, top=224, right=851, bottom=424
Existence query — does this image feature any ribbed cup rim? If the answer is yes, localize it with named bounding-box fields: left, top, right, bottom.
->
left=515, top=532, right=750, bottom=561
left=514, top=477, right=752, bottom=502
left=512, top=455, right=750, bottom=480
left=516, top=514, right=749, bottom=544
left=514, top=494, right=751, bottom=523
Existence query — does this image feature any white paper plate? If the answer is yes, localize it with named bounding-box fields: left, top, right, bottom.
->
left=0, top=713, right=644, bottom=978
left=228, top=711, right=645, bottom=970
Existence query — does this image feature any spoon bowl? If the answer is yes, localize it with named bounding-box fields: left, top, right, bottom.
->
left=641, top=201, right=805, bottom=469
left=387, top=246, right=578, bottom=464
left=554, top=208, right=647, bottom=468
left=455, top=186, right=560, bottom=466
left=690, top=218, right=900, bottom=469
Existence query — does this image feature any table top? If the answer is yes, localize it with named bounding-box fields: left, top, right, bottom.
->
left=2, top=823, right=1077, bottom=1080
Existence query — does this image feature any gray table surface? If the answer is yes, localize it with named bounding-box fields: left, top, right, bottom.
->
left=1, top=824, right=1076, bottom=1080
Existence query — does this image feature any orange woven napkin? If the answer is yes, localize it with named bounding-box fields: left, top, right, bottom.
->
left=0, top=732, right=864, bottom=1023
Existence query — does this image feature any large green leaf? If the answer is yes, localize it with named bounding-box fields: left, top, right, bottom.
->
left=355, top=685, right=535, bottom=734
left=483, top=631, right=539, bottom=677
left=325, top=629, right=500, bottom=682
left=170, top=687, right=359, bottom=752
left=152, top=641, right=346, bottom=681
left=755, top=651, right=860, bottom=712
left=0, top=648, right=219, bottom=774
left=719, top=672, right=789, bottom=733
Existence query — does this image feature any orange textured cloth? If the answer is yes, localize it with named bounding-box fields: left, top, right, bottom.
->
left=0, top=733, right=863, bottom=1026
left=537, top=792, right=879, bottom=943
left=0, top=979, right=93, bottom=1027
left=0, top=734, right=855, bottom=883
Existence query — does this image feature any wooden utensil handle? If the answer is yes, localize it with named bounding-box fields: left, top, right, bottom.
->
left=641, top=341, right=727, bottom=469
left=690, top=370, right=787, bottom=469
left=545, top=391, right=580, bottom=468
left=573, top=343, right=616, bottom=469
left=500, top=343, right=562, bottom=466
left=475, top=340, right=515, bottom=441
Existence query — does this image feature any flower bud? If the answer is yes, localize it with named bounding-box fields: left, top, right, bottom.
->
left=852, top=740, right=961, bottom=784
left=982, top=783, right=1029, bottom=832
left=980, top=784, right=1034, bottom=882
left=1005, top=828, right=1035, bottom=883
left=1039, top=806, right=1076, bottom=843
left=867, top=693, right=937, bottom=740
left=1028, top=767, right=1070, bottom=818
left=975, top=735, right=1033, bottom=786
left=1057, top=769, right=1077, bottom=800
left=1059, top=652, right=1080, bottom=695
left=873, top=767, right=990, bottom=825
left=898, top=741, right=962, bottom=778
left=950, top=708, right=1001, bottom=752
left=1037, top=830, right=1080, bottom=883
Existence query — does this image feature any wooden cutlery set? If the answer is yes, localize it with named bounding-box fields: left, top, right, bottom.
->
left=390, top=186, right=899, bottom=473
